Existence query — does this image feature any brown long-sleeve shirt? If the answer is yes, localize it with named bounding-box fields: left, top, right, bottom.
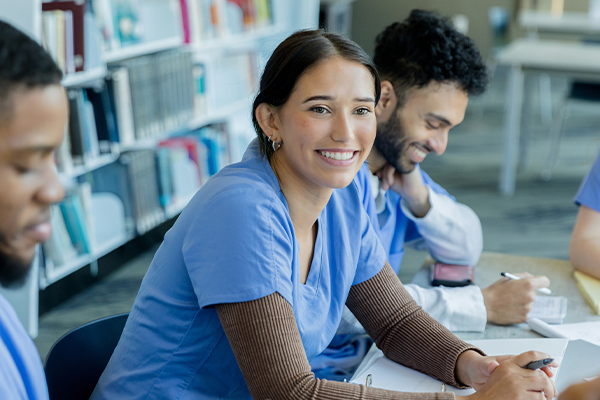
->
left=216, top=262, right=484, bottom=400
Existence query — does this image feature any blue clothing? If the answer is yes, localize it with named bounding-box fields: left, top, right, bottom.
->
left=575, top=151, right=600, bottom=212
left=353, top=163, right=453, bottom=273
left=91, top=140, right=386, bottom=400
left=0, top=294, right=49, bottom=400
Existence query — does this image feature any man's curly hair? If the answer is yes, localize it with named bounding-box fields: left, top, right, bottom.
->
left=373, top=9, right=488, bottom=106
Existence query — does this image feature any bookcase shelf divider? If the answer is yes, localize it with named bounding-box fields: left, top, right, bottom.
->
left=103, top=36, right=183, bottom=64
left=61, top=66, right=108, bottom=88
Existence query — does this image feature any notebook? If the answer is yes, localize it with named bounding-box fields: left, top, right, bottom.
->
left=573, top=271, right=600, bottom=314
left=350, top=338, right=568, bottom=395
left=528, top=296, right=568, bottom=324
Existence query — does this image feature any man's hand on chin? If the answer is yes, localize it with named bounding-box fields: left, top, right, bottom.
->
left=376, top=164, right=430, bottom=218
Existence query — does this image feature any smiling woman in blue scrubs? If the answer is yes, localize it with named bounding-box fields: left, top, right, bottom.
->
left=91, top=30, right=558, bottom=400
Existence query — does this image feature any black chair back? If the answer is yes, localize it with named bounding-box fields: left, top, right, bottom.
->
left=44, top=312, right=129, bottom=400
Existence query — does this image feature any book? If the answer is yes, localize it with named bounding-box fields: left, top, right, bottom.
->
left=67, top=90, right=86, bottom=165
left=86, top=86, right=119, bottom=152
left=179, top=0, right=191, bottom=43
left=90, top=0, right=119, bottom=51
left=43, top=205, right=78, bottom=267
left=42, top=0, right=85, bottom=72
left=59, top=193, right=91, bottom=255
left=192, top=62, right=208, bottom=116
left=155, top=148, right=173, bottom=207
left=108, top=67, right=136, bottom=146
left=350, top=338, right=568, bottom=395
left=573, top=270, right=600, bottom=314
left=91, top=161, right=135, bottom=233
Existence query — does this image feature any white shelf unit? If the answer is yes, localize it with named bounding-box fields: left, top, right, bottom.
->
left=61, top=66, right=108, bottom=88
left=189, top=24, right=284, bottom=53
left=0, top=0, right=319, bottom=337
left=59, top=152, right=120, bottom=183
left=41, top=231, right=134, bottom=288
left=103, top=36, right=183, bottom=63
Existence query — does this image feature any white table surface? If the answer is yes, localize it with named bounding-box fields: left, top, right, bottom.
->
left=519, top=10, right=600, bottom=35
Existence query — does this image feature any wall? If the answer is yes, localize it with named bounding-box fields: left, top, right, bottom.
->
left=350, top=0, right=591, bottom=59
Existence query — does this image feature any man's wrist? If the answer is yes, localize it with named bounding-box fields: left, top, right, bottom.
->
left=455, top=350, right=481, bottom=387
left=403, top=185, right=431, bottom=218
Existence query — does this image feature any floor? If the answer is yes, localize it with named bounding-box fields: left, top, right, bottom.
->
left=34, top=69, right=600, bottom=359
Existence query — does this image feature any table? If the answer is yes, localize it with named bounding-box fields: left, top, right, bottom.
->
left=519, top=10, right=600, bottom=37
left=413, top=252, right=600, bottom=340
left=497, top=39, right=600, bottom=196
left=353, top=252, right=600, bottom=391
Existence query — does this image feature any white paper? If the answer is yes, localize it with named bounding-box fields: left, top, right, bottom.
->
left=529, top=318, right=600, bottom=347
left=350, top=338, right=568, bottom=394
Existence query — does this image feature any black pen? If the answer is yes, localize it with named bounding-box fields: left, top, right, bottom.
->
left=525, top=358, right=554, bottom=370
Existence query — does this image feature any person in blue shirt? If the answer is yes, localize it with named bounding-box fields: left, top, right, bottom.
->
left=0, top=20, right=67, bottom=400
left=92, top=29, right=557, bottom=400
left=311, top=10, right=552, bottom=382
left=570, top=150, right=600, bottom=280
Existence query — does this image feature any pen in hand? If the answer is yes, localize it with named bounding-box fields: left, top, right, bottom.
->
left=525, top=358, right=554, bottom=370
left=501, top=272, right=554, bottom=295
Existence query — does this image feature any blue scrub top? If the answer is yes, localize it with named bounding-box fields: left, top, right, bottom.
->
left=91, top=140, right=386, bottom=400
left=0, top=294, right=49, bottom=400
left=575, top=151, right=600, bottom=213
left=353, top=163, right=452, bottom=273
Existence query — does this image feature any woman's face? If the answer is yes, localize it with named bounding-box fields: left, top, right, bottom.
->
left=272, top=57, right=377, bottom=191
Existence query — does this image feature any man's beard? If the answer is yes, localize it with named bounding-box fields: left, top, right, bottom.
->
left=0, top=236, right=33, bottom=289
left=373, top=109, right=416, bottom=174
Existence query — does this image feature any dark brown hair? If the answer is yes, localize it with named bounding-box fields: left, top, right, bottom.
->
left=252, top=29, right=381, bottom=159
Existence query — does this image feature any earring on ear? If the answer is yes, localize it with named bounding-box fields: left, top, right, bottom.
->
left=272, top=140, right=282, bottom=152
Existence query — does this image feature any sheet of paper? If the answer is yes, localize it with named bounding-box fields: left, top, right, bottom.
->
left=556, top=322, right=600, bottom=347
left=350, top=338, right=567, bottom=394
left=529, top=318, right=600, bottom=347
left=555, top=340, right=600, bottom=393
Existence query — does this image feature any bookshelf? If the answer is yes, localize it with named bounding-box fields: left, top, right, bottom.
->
left=0, top=0, right=319, bottom=337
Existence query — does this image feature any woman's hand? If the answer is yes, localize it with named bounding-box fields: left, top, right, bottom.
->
left=558, top=377, right=600, bottom=400
left=456, top=350, right=558, bottom=400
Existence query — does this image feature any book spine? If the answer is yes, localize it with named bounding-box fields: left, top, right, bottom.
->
left=111, top=68, right=136, bottom=146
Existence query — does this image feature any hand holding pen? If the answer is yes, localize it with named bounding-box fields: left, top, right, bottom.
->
left=501, top=272, right=554, bottom=295
left=458, top=351, right=558, bottom=400
left=481, top=272, right=551, bottom=325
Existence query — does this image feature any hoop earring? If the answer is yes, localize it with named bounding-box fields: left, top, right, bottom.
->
left=272, top=140, right=282, bottom=152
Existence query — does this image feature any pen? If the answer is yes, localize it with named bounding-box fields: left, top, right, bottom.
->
left=525, top=358, right=554, bottom=370
left=501, top=272, right=554, bottom=295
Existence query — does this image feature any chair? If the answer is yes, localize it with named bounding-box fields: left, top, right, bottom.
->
left=44, top=313, right=129, bottom=400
